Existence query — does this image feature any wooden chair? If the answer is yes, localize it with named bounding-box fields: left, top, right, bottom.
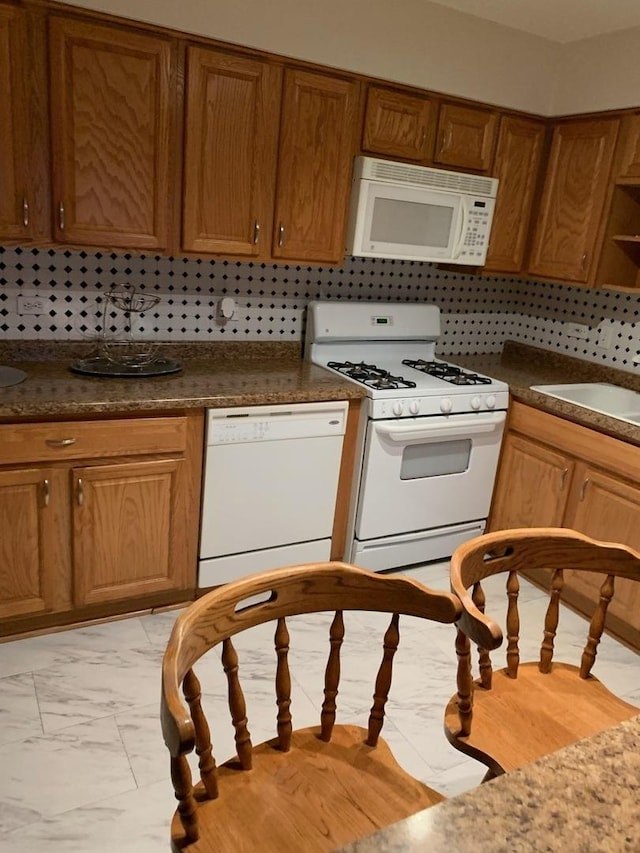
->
left=161, top=561, right=462, bottom=852
left=444, top=527, right=640, bottom=780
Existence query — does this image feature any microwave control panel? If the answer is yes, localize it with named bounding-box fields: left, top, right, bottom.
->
left=459, top=199, right=495, bottom=263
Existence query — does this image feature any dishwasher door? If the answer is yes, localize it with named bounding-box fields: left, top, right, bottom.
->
left=199, top=401, right=348, bottom=586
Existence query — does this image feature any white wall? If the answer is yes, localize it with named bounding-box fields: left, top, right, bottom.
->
left=56, top=0, right=558, bottom=114
left=552, top=26, right=640, bottom=115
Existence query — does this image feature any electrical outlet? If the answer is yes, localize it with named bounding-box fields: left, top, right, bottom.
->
left=595, top=322, right=613, bottom=349
left=16, top=294, right=47, bottom=315
left=564, top=321, right=590, bottom=340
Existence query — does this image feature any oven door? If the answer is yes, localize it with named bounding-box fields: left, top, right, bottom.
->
left=355, top=411, right=506, bottom=541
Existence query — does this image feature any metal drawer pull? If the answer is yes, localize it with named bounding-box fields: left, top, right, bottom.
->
left=77, top=478, right=84, bottom=506
left=253, top=221, right=260, bottom=244
left=561, top=467, right=568, bottom=489
left=58, top=202, right=65, bottom=231
left=43, top=479, right=50, bottom=507
left=580, top=478, right=591, bottom=501
left=23, top=197, right=29, bottom=228
left=278, top=224, right=285, bottom=247
left=45, top=437, right=77, bottom=448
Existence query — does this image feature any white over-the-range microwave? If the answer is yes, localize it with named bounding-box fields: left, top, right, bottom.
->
left=345, top=156, right=499, bottom=266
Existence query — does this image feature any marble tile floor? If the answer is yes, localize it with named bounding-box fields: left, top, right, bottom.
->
left=0, top=562, right=638, bottom=853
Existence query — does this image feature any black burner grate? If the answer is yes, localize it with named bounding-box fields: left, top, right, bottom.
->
left=327, top=360, right=417, bottom=390
left=402, top=359, right=492, bottom=386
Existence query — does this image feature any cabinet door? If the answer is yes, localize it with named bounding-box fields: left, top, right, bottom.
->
left=489, top=433, right=573, bottom=531
left=362, top=85, right=435, bottom=162
left=273, top=68, right=358, bottom=263
left=49, top=16, right=174, bottom=249
left=0, top=5, right=30, bottom=241
left=434, top=103, right=498, bottom=172
left=73, top=458, right=188, bottom=606
left=0, top=468, right=70, bottom=619
left=182, top=46, right=281, bottom=256
left=564, top=465, right=640, bottom=631
left=616, top=113, right=640, bottom=180
left=528, top=118, right=619, bottom=283
left=484, top=116, right=546, bottom=273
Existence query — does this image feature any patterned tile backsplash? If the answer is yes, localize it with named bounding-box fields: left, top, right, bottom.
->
left=2, top=245, right=640, bottom=372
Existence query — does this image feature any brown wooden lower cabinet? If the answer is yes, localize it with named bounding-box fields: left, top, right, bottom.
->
left=489, top=402, right=640, bottom=648
left=0, top=411, right=203, bottom=637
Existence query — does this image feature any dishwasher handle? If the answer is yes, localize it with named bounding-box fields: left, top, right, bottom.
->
left=207, top=401, right=348, bottom=444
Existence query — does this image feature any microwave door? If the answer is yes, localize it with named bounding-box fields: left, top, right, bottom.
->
left=361, top=182, right=462, bottom=261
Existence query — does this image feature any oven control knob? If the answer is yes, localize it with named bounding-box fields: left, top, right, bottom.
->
left=440, top=398, right=453, bottom=414
left=409, top=400, right=420, bottom=415
left=486, top=395, right=497, bottom=409
left=471, top=395, right=482, bottom=410
left=392, top=401, right=404, bottom=416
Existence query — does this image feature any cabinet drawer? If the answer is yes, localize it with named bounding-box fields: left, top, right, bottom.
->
left=0, top=417, right=188, bottom=465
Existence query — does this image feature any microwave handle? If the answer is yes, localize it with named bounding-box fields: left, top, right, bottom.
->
left=452, top=197, right=468, bottom=259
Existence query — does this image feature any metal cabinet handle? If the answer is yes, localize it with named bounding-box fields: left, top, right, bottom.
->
left=420, top=127, right=426, bottom=146
left=581, top=252, right=588, bottom=272
left=22, top=197, right=29, bottom=228
left=43, top=478, right=50, bottom=507
left=45, top=437, right=77, bottom=448
left=580, top=478, right=591, bottom=501
left=278, top=224, right=285, bottom=248
left=560, top=467, right=569, bottom=490
left=58, top=202, right=65, bottom=231
left=253, top=221, right=260, bottom=245
left=77, top=478, right=84, bottom=506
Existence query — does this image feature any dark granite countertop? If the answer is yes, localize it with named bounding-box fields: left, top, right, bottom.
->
left=455, top=341, right=640, bottom=447
left=0, top=341, right=365, bottom=420
left=339, top=714, right=640, bottom=853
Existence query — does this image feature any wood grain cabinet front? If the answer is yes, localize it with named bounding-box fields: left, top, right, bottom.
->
left=434, top=102, right=498, bottom=172
left=0, top=412, right=203, bottom=637
left=48, top=15, right=175, bottom=250
left=272, top=68, right=359, bottom=263
left=527, top=117, right=620, bottom=284
left=182, top=46, right=281, bottom=257
left=484, top=116, right=546, bottom=274
left=489, top=402, right=640, bottom=648
left=361, top=85, right=436, bottom=162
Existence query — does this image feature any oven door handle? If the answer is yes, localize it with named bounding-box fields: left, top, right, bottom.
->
left=375, top=413, right=505, bottom=444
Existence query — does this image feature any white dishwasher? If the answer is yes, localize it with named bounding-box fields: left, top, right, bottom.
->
left=198, top=400, right=348, bottom=587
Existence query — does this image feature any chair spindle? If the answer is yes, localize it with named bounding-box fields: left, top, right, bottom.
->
left=581, top=574, right=615, bottom=678
left=454, top=627, right=473, bottom=737
left=320, top=610, right=344, bottom=742
left=472, top=581, right=492, bottom=688
left=183, top=668, right=218, bottom=799
left=505, top=570, right=520, bottom=678
left=367, top=613, right=400, bottom=747
left=221, top=637, right=253, bottom=768
left=274, top=617, right=293, bottom=751
left=171, top=754, right=199, bottom=843
left=540, top=568, right=563, bottom=673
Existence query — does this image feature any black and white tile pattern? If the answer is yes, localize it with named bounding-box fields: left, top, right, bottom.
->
left=2, top=246, right=640, bottom=371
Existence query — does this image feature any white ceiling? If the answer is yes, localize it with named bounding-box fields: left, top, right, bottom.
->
left=430, top=0, right=640, bottom=43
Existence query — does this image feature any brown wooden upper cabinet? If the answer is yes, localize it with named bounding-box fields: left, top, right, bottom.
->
left=48, top=16, right=175, bottom=250
left=528, top=117, right=620, bottom=284
left=484, top=115, right=546, bottom=274
left=272, top=68, right=358, bottom=263
left=616, top=113, right=640, bottom=181
left=361, top=85, right=436, bottom=162
left=434, top=102, right=498, bottom=172
left=182, top=47, right=281, bottom=257
left=0, top=4, right=31, bottom=242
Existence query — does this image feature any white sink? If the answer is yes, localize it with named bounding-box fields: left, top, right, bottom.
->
left=530, top=383, right=640, bottom=426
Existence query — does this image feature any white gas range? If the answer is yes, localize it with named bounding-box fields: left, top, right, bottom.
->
left=305, top=300, right=509, bottom=572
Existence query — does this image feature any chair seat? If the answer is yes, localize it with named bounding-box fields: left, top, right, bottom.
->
left=444, top=661, right=639, bottom=777
left=170, top=724, right=444, bottom=852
